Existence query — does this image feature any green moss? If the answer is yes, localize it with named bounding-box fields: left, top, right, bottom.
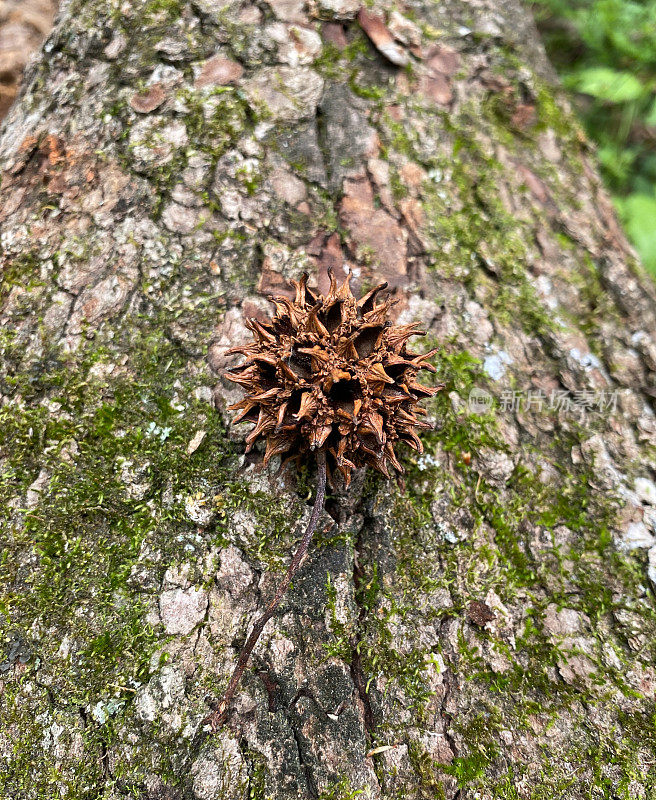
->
left=426, top=437, right=656, bottom=791
left=178, top=87, right=250, bottom=157
left=313, top=42, right=349, bottom=82
left=533, top=82, right=584, bottom=144
left=389, top=164, right=409, bottom=202
left=340, top=329, right=656, bottom=796
left=235, top=162, right=262, bottom=196
left=245, top=747, right=268, bottom=800
left=317, top=776, right=367, bottom=799
left=557, top=250, right=621, bottom=358
left=111, top=80, right=251, bottom=221
left=144, top=0, right=184, bottom=16
left=382, top=106, right=561, bottom=338
left=0, top=251, right=45, bottom=305
left=0, top=295, right=300, bottom=795
left=406, top=742, right=447, bottom=800
left=343, top=347, right=498, bottom=725
left=491, top=280, right=558, bottom=337
left=313, top=28, right=391, bottom=101
left=3, top=339, right=226, bottom=661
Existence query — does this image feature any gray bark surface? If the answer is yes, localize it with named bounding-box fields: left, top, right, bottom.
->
left=1, top=0, right=656, bottom=798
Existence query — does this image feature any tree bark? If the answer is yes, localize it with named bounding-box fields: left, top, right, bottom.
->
left=1, top=0, right=656, bottom=798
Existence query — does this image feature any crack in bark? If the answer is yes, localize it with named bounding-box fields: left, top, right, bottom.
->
left=349, top=542, right=375, bottom=739
left=288, top=685, right=314, bottom=711
left=191, top=587, right=212, bottom=663
left=438, top=621, right=459, bottom=765
left=290, top=719, right=319, bottom=800
left=32, top=673, right=56, bottom=710
left=77, top=704, right=113, bottom=785
left=323, top=470, right=379, bottom=757
left=257, top=668, right=280, bottom=712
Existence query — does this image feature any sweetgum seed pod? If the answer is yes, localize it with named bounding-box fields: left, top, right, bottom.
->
left=224, top=271, right=442, bottom=486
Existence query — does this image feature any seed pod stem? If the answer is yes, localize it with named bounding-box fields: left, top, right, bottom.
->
left=204, top=449, right=327, bottom=731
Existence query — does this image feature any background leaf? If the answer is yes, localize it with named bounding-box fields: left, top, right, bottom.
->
left=615, top=193, right=656, bottom=272
left=530, top=0, right=656, bottom=275
left=568, top=67, right=645, bottom=102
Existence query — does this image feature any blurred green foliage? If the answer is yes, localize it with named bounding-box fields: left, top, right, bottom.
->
left=531, top=0, right=656, bottom=274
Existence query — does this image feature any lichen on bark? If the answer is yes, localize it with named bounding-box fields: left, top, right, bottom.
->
left=1, top=0, right=656, bottom=798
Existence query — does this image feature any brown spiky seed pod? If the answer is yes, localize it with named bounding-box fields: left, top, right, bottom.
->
left=224, top=272, right=442, bottom=486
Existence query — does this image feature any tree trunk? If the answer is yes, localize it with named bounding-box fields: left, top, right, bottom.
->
left=2, top=0, right=656, bottom=798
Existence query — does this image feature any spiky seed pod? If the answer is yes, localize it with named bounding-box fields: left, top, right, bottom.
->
left=224, top=271, right=442, bottom=486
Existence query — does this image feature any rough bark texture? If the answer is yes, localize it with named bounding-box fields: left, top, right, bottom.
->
left=1, top=0, right=656, bottom=798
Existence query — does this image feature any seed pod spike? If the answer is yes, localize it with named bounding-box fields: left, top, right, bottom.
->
left=400, top=427, right=425, bottom=453
left=307, top=305, right=329, bottom=338
left=357, top=281, right=388, bottom=313
left=384, top=442, right=404, bottom=473
left=326, top=266, right=339, bottom=301
left=224, top=369, right=259, bottom=389
left=268, top=295, right=301, bottom=327
left=337, top=270, right=355, bottom=300
left=230, top=401, right=260, bottom=425
left=227, top=344, right=257, bottom=356
left=278, top=358, right=299, bottom=382
left=292, top=273, right=308, bottom=307
left=275, top=402, right=288, bottom=431
left=296, top=391, right=318, bottom=420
